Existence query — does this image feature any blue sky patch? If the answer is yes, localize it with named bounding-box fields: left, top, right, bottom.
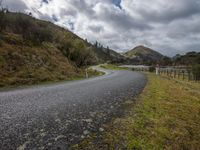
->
left=112, top=0, right=122, bottom=9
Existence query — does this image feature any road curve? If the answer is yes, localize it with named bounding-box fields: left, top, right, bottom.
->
left=0, top=68, right=147, bottom=150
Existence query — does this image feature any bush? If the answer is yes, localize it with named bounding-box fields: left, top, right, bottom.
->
left=58, top=39, right=72, bottom=57
left=0, top=10, right=6, bottom=32
left=149, top=66, right=156, bottom=72
left=11, top=14, right=54, bottom=45
left=30, top=27, right=54, bottom=45
left=192, top=64, right=200, bottom=80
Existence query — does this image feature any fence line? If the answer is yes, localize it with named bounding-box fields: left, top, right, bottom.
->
left=128, top=66, right=199, bottom=82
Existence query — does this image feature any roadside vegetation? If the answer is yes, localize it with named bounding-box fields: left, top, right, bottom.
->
left=76, top=73, right=200, bottom=149
left=0, top=11, right=118, bottom=87
left=100, top=64, right=128, bottom=70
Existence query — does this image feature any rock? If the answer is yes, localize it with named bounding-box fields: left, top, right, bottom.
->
left=55, top=135, right=66, bottom=141
left=81, top=135, right=85, bottom=139
left=82, top=118, right=93, bottom=123
left=99, top=128, right=104, bottom=132
left=83, top=130, right=90, bottom=135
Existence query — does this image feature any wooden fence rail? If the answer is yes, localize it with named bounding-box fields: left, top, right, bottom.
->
left=159, top=68, right=198, bottom=81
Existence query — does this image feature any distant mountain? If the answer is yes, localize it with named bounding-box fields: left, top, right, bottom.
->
left=124, top=45, right=167, bottom=65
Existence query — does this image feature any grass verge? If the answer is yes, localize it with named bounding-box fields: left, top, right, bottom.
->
left=0, top=68, right=104, bottom=90
left=76, top=73, right=200, bottom=150
left=100, top=64, right=128, bottom=70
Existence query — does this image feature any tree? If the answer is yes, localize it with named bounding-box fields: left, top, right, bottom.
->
left=94, top=41, right=98, bottom=48
left=0, top=0, right=6, bottom=32
left=107, top=46, right=110, bottom=55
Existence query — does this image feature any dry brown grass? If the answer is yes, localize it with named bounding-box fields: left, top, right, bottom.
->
left=0, top=33, right=101, bottom=87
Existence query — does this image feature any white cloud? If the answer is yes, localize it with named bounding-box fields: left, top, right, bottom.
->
left=4, top=0, right=200, bottom=56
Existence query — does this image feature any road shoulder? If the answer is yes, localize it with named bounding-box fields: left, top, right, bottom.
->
left=74, top=73, right=200, bottom=149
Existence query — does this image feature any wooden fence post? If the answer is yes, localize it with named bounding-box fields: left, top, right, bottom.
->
left=174, top=70, right=176, bottom=78
left=188, top=71, right=190, bottom=81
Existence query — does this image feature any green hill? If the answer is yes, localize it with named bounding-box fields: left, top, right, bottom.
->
left=0, top=12, right=122, bottom=87
left=124, top=45, right=166, bottom=65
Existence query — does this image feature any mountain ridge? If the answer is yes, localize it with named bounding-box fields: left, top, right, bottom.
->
left=124, top=45, right=166, bottom=65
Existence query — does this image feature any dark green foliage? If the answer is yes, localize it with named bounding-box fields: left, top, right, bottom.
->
left=160, top=56, right=172, bottom=66
left=0, top=12, right=99, bottom=67
left=58, top=39, right=72, bottom=57
left=0, top=8, right=7, bottom=32
left=30, top=27, right=54, bottom=45
left=58, top=38, right=97, bottom=67
left=149, top=66, right=155, bottom=72
left=174, top=52, right=200, bottom=66
left=192, top=64, right=200, bottom=80
left=13, top=14, right=54, bottom=45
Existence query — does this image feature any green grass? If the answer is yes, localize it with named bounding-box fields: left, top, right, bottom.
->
left=0, top=68, right=104, bottom=91
left=76, top=73, right=200, bottom=150
left=100, top=64, right=128, bottom=70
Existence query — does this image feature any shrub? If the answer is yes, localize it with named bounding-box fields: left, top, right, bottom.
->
left=192, top=64, right=200, bottom=80
left=11, top=14, right=54, bottom=45
left=58, top=39, right=72, bottom=57
left=30, top=27, right=54, bottom=45
left=0, top=10, right=6, bottom=32
left=149, top=66, right=156, bottom=72
left=0, top=55, right=5, bottom=68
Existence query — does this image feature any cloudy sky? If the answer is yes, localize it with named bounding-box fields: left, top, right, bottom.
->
left=3, top=0, right=200, bottom=56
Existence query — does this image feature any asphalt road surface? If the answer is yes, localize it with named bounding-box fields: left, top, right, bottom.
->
left=0, top=68, right=147, bottom=150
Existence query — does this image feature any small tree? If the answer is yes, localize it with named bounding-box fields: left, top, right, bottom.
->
left=107, top=46, right=110, bottom=55
left=149, top=66, right=156, bottom=72
left=94, top=41, right=98, bottom=48
left=0, top=0, right=6, bottom=32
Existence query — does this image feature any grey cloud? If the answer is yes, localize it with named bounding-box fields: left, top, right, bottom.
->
left=59, top=8, right=77, bottom=18
left=88, top=25, right=104, bottom=33
left=3, top=0, right=27, bottom=12
left=95, top=4, right=151, bottom=31
left=70, top=0, right=95, bottom=18
left=133, top=0, right=200, bottom=23
left=4, top=0, right=200, bottom=56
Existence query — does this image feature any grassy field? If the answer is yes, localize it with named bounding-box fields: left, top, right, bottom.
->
left=100, top=64, right=128, bottom=70
left=76, top=73, right=200, bottom=150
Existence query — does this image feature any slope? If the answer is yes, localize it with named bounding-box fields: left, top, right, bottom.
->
left=0, top=12, right=119, bottom=86
left=124, top=45, right=165, bottom=65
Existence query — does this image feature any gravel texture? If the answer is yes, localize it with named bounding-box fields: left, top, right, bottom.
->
left=0, top=68, right=147, bottom=150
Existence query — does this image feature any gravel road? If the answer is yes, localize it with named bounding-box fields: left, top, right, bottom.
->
left=0, top=68, right=147, bottom=150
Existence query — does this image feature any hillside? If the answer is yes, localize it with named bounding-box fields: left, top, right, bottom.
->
left=173, top=52, right=200, bottom=66
left=0, top=12, right=122, bottom=86
left=124, top=45, right=167, bottom=65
